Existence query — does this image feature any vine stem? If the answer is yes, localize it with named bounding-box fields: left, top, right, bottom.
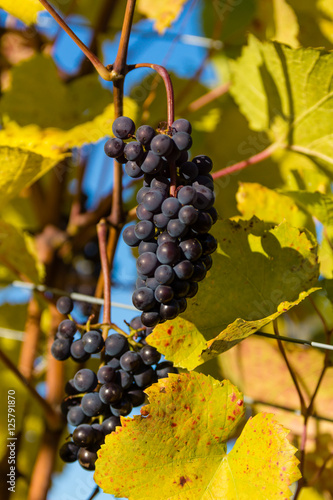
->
left=97, top=220, right=111, bottom=325
left=212, top=143, right=281, bottom=179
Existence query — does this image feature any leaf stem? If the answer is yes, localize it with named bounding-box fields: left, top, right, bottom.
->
left=97, top=220, right=111, bottom=325
left=37, top=0, right=111, bottom=80
left=212, top=143, right=281, bottom=179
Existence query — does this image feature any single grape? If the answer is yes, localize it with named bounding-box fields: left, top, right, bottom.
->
left=160, top=300, right=180, bottom=320
left=122, top=225, right=140, bottom=247
left=156, top=361, right=178, bottom=378
left=127, top=389, right=146, bottom=407
left=179, top=238, right=202, bottom=261
left=172, top=132, right=192, bottom=151
left=133, top=367, right=156, bottom=388
left=161, top=197, right=181, bottom=218
left=136, top=252, right=159, bottom=277
left=115, top=369, right=133, bottom=389
left=59, top=319, right=77, bottom=338
left=136, top=124, right=156, bottom=146
left=134, top=220, right=155, bottom=241
left=176, top=150, right=189, bottom=165
left=178, top=205, right=199, bottom=226
left=91, top=425, right=105, bottom=445
left=150, top=134, right=173, bottom=156
left=179, top=161, right=198, bottom=181
left=138, top=240, right=157, bottom=254
left=120, top=351, right=142, bottom=372
left=172, top=118, right=192, bottom=134
left=156, top=242, right=181, bottom=265
left=73, top=424, right=96, bottom=448
left=99, top=382, right=123, bottom=404
left=177, top=186, right=197, bottom=205
left=177, top=297, right=187, bottom=313
left=132, top=287, right=156, bottom=311
left=154, top=264, right=174, bottom=285
left=173, top=260, right=194, bottom=280
left=151, top=176, right=170, bottom=192
left=110, top=397, right=133, bottom=417
left=78, top=448, right=98, bottom=471
left=143, top=190, right=165, bottom=213
left=141, top=310, right=160, bottom=327
left=199, top=234, right=218, bottom=255
left=140, top=345, right=161, bottom=365
left=136, top=186, right=150, bottom=204
left=61, top=397, right=81, bottom=416
left=125, top=161, right=143, bottom=178
left=70, top=339, right=90, bottom=363
left=191, top=261, right=207, bottom=282
left=105, top=333, right=129, bottom=357
left=191, top=212, right=213, bottom=234
left=97, top=365, right=115, bottom=384
left=59, top=442, right=79, bottom=463
left=193, top=185, right=215, bottom=210
left=157, top=232, right=176, bottom=245
left=207, top=206, right=218, bottom=224
left=82, top=330, right=104, bottom=354
left=102, top=416, right=121, bottom=435
left=81, top=393, right=104, bottom=417
left=123, top=141, right=143, bottom=162
left=201, top=254, right=213, bottom=271
left=187, top=281, right=199, bottom=298
left=141, top=151, right=162, bottom=174
left=167, top=219, right=188, bottom=238
left=51, top=338, right=71, bottom=361
left=67, top=406, right=87, bottom=426
left=192, top=155, right=213, bottom=174
left=56, top=296, right=73, bottom=315
left=104, top=137, right=125, bottom=158
left=153, top=213, right=170, bottom=230
left=112, top=116, right=135, bottom=139
left=172, top=280, right=190, bottom=298
left=136, top=204, right=154, bottom=222
left=74, top=369, right=98, bottom=393
left=154, top=285, right=174, bottom=304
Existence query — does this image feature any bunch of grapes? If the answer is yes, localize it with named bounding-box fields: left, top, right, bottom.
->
left=52, top=297, right=177, bottom=470
left=104, top=116, right=218, bottom=328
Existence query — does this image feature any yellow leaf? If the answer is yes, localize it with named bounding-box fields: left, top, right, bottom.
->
left=0, top=0, right=44, bottom=25
left=137, top=0, right=188, bottom=33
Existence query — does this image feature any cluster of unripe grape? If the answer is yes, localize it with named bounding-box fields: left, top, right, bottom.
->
left=52, top=297, right=177, bottom=471
left=104, top=116, right=218, bottom=328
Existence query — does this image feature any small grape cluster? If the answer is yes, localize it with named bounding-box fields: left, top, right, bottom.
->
left=52, top=297, right=177, bottom=471
left=104, top=116, right=218, bottom=328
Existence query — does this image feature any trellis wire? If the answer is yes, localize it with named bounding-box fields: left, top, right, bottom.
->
left=7, top=281, right=333, bottom=353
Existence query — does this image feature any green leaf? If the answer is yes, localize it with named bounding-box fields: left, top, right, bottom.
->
left=148, top=217, right=319, bottom=369
left=0, top=219, right=44, bottom=283
left=280, top=190, right=333, bottom=226
left=0, top=0, right=44, bottom=25
left=230, top=37, right=333, bottom=170
left=95, top=373, right=300, bottom=500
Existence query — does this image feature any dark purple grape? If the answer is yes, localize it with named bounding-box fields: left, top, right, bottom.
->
left=161, top=197, right=181, bottom=218
left=154, top=264, right=174, bottom=285
left=179, top=238, right=202, bottom=261
left=156, top=242, right=180, bottom=265
left=70, top=339, right=90, bottom=363
left=74, top=369, right=98, bottom=393
left=136, top=187, right=150, bottom=204
left=146, top=277, right=159, bottom=291
left=167, top=219, right=188, bottom=238
left=156, top=361, right=178, bottom=378
left=59, top=442, right=79, bottom=463
left=140, top=345, right=161, bottom=365
left=91, top=424, right=105, bottom=445
left=160, top=300, right=180, bottom=320
left=73, top=424, right=96, bottom=447
left=153, top=213, right=170, bottom=230
left=122, top=225, right=140, bottom=247
left=177, top=297, right=187, bottom=313
left=136, top=252, right=159, bottom=277
left=136, top=125, right=155, bottom=146
left=191, top=261, right=207, bottom=282
left=193, top=185, right=215, bottom=210
left=136, top=204, right=153, bottom=222
left=115, top=369, right=133, bottom=389
left=151, top=176, right=170, bottom=192
left=65, top=379, right=79, bottom=395
left=200, top=234, right=218, bottom=255
left=151, top=134, right=173, bottom=156
left=134, top=220, right=155, bottom=241
left=141, top=151, right=162, bottom=174
left=82, top=330, right=104, bottom=354
left=172, top=118, right=192, bottom=134
left=187, top=281, right=199, bottom=298
left=143, top=190, right=165, bottom=213
left=178, top=162, right=198, bottom=182
left=67, top=406, right=87, bottom=426
left=173, top=260, right=194, bottom=280
left=173, top=280, right=190, bottom=298
left=110, top=397, right=133, bottom=417
left=194, top=175, right=214, bottom=191
left=124, top=141, right=143, bottom=161
left=133, top=367, right=156, bottom=388
left=104, top=137, right=125, bottom=158
left=78, top=448, right=98, bottom=471
left=120, top=351, right=142, bottom=372
left=141, top=310, right=160, bottom=327
left=112, top=116, right=135, bottom=139
left=107, top=357, right=121, bottom=370
left=172, top=132, right=192, bottom=151
left=130, top=316, right=143, bottom=331
left=136, top=277, right=146, bottom=288
left=105, top=334, right=129, bottom=357
left=102, top=416, right=120, bottom=435
left=81, top=393, right=104, bottom=417
left=176, top=150, right=189, bottom=165
left=51, top=338, right=71, bottom=361
left=138, top=240, right=157, bottom=254
left=56, top=296, right=73, bottom=315
left=201, top=254, right=213, bottom=271
left=59, top=319, right=77, bottom=338
left=192, top=155, right=213, bottom=174
left=177, top=186, right=197, bottom=205
left=155, top=285, right=174, bottom=304
left=132, top=287, right=156, bottom=311
left=192, top=212, right=213, bottom=234
left=157, top=232, right=176, bottom=245
left=97, top=366, right=115, bottom=384
left=178, top=205, right=199, bottom=225
left=99, top=383, right=123, bottom=404
left=207, top=206, right=218, bottom=224
left=125, top=161, right=143, bottom=178
left=127, top=389, right=146, bottom=407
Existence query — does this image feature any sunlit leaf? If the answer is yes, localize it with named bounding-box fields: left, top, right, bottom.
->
left=148, top=217, right=319, bottom=370
left=137, top=0, right=188, bottom=33
left=0, top=0, right=44, bottom=25
left=280, top=190, right=333, bottom=226
left=95, top=372, right=300, bottom=499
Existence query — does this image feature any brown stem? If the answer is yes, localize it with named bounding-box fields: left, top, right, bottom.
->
left=37, top=0, right=111, bottom=80
left=185, top=82, right=230, bottom=113
left=97, top=220, right=111, bottom=325
left=18, top=297, right=41, bottom=381
left=212, top=143, right=281, bottom=179
left=113, top=0, right=136, bottom=76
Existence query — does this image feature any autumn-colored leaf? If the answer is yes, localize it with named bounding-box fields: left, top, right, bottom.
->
left=0, top=0, right=44, bottom=25
left=137, top=0, right=188, bottom=34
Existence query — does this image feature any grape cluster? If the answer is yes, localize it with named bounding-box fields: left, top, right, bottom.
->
left=105, top=116, right=218, bottom=328
left=52, top=297, right=177, bottom=470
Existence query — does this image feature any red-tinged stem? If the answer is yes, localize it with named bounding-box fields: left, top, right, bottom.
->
left=212, top=143, right=281, bottom=179
left=37, top=0, right=111, bottom=80
left=186, top=82, right=231, bottom=113
left=97, top=220, right=111, bottom=325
